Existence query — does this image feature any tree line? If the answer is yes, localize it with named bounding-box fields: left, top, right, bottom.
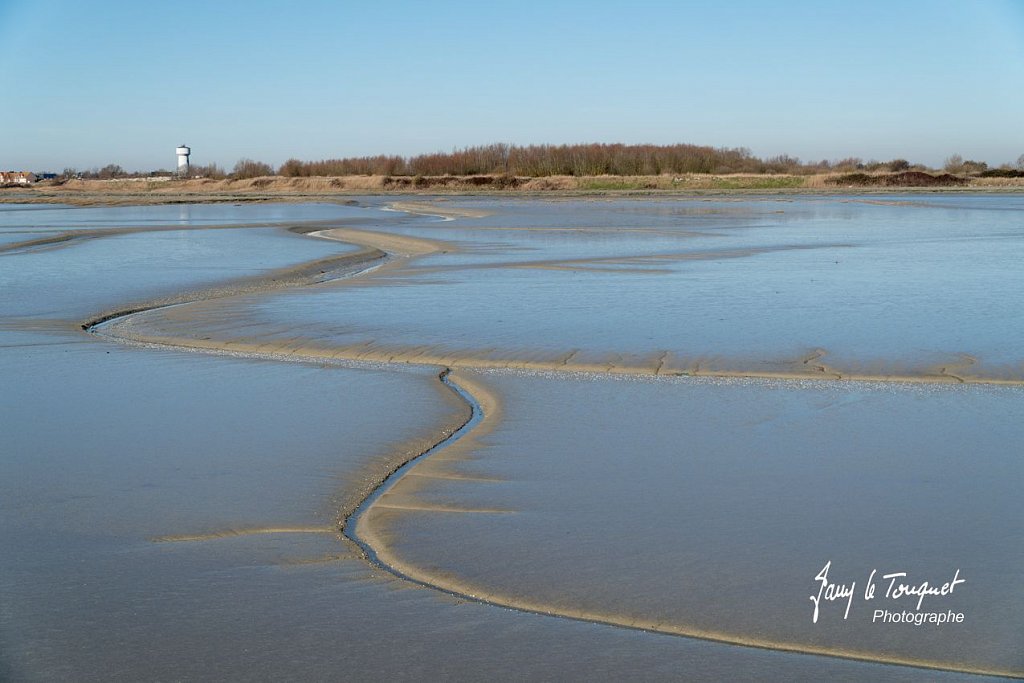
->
left=274, top=145, right=1024, bottom=178
left=52, top=146, right=1024, bottom=180
left=278, top=144, right=821, bottom=177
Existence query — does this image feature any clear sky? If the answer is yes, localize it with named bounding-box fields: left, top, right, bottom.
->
left=2, top=0, right=1023, bottom=172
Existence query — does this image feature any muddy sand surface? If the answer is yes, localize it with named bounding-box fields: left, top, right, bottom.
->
left=2, top=197, right=1021, bottom=680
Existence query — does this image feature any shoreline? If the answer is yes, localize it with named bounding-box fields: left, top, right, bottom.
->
left=4, top=174, right=1024, bottom=207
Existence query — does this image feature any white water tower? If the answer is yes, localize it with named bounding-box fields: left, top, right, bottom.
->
left=176, top=144, right=191, bottom=176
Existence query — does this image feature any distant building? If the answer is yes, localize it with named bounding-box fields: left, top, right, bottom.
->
left=176, top=145, right=190, bottom=176
left=0, top=171, right=37, bottom=185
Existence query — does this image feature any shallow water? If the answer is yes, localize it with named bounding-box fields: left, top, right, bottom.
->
left=6, top=336, right=741, bottom=682
left=0, top=338, right=463, bottom=538
left=0, top=227, right=360, bottom=321
left=148, top=194, right=1024, bottom=380
left=2, top=197, right=1020, bottom=680
left=0, top=201, right=387, bottom=232
left=365, top=370, right=1024, bottom=675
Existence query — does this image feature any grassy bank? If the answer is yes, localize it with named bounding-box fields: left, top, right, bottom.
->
left=4, top=173, right=1024, bottom=205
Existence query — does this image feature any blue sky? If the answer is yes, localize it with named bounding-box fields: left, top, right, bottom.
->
left=2, top=0, right=1023, bottom=171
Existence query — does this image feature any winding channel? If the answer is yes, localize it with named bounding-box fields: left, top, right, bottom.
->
left=37, top=215, right=1017, bottom=680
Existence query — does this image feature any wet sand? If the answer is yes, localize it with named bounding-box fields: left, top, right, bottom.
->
left=2, top=197, right=1021, bottom=680
left=355, top=370, right=1023, bottom=678
left=105, top=196, right=1024, bottom=385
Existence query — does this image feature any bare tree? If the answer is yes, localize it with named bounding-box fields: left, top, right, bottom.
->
left=959, top=159, right=988, bottom=174
left=97, top=164, right=126, bottom=180
left=191, top=163, right=226, bottom=179
left=278, top=158, right=305, bottom=177
left=944, top=154, right=964, bottom=173
left=232, top=159, right=275, bottom=179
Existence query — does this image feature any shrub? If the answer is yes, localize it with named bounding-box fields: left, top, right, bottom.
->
left=232, top=158, right=275, bottom=179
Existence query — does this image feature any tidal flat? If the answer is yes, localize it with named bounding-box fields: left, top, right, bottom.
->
left=123, top=194, right=1024, bottom=382
left=1, top=196, right=1020, bottom=680
left=362, top=370, right=1023, bottom=676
